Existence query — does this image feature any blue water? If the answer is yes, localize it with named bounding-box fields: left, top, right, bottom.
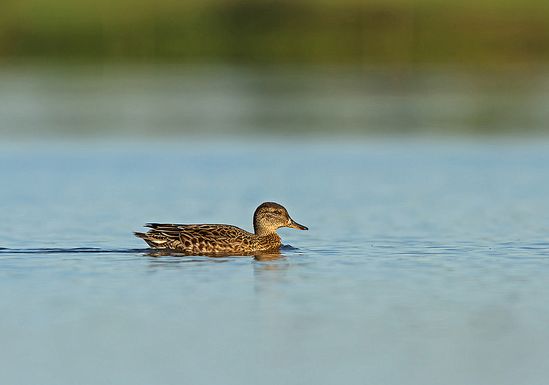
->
left=1, top=139, right=549, bottom=385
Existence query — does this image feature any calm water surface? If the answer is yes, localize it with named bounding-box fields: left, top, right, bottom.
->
left=1, top=139, right=549, bottom=385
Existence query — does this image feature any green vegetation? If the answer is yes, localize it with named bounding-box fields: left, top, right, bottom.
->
left=1, top=0, right=549, bottom=66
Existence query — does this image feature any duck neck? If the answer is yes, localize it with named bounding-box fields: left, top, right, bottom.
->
left=257, top=232, right=281, bottom=243
left=254, top=224, right=277, bottom=237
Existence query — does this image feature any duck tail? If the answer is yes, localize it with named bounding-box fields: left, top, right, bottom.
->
left=134, top=231, right=169, bottom=248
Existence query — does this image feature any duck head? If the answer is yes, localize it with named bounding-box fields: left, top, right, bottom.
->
left=253, top=202, right=308, bottom=236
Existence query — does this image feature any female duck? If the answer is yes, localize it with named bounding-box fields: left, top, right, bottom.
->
left=134, top=202, right=307, bottom=254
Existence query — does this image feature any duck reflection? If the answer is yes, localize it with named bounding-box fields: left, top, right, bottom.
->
left=145, top=249, right=284, bottom=260
left=252, top=250, right=292, bottom=299
left=253, top=250, right=283, bottom=261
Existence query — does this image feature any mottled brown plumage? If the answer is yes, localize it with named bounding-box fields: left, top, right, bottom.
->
left=134, top=202, right=307, bottom=254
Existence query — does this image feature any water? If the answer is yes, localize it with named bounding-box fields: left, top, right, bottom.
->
left=1, top=139, right=549, bottom=385
left=1, top=65, right=549, bottom=137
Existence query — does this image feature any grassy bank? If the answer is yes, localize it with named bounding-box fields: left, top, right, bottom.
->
left=1, top=0, right=549, bottom=67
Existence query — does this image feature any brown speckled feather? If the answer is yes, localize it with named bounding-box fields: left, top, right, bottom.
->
left=135, top=202, right=307, bottom=255
left=135, top=223, right=281, bottom=254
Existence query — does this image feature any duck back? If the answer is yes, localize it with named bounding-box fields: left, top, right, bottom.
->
left=134, top=223, right=281, bottom=254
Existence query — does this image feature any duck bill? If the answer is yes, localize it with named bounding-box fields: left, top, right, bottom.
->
left=288, top=218, right=308, bottom=230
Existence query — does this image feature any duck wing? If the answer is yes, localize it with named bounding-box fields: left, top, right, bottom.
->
left=135, top=223, right=254, bottom=252
left=145, top=223, right=251, bottom=237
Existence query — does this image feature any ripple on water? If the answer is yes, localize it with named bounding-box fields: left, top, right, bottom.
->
left=2, top=141, right=549, bottom=385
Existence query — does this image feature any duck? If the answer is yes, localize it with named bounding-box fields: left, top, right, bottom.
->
left=134, top=202, right=308, bottom=254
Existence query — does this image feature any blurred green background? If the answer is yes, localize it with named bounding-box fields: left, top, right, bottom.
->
left=2, top=0, right=549, bottom=66
left=1, top=0, right=549, bottom=136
